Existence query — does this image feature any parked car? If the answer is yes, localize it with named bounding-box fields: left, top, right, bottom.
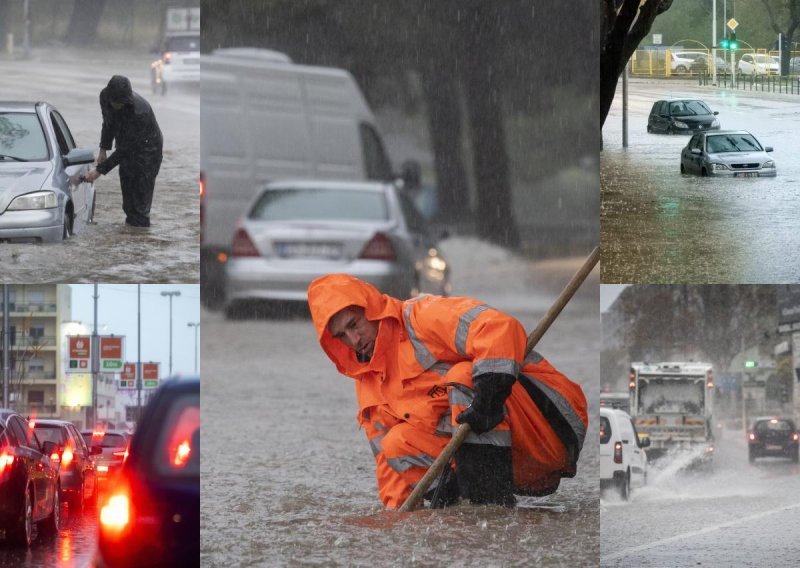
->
left=0, top=101, right=96, bottom=242
left=97, top=378, right=199, bottom=568
left=0, top=409, right=61, bottom=546
left=81, top=428, right=130, bottom=489
left=748, top=417, right=799, bottom=463
left=670, top=51, right=704, bottom=74
left=737, top=53, right=780, bottom=76
left=150, top=32, right=200, bottom=95
left=647, top=98, right=720, bottom=134
left=33, top=419, right=100, bottom=516
left=690, top=53, right=732, bottom=74
left=790, top=56, right=800, bottom=74
left=680, top=130, right=776, bottom=177
left=223, top=180, right=451, bottom=319
left=600, top=407, right=648, bottom=500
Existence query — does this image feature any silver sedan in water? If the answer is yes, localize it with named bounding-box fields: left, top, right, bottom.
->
left=680, top=130, right=776, bottom=177
left=224, top=180, right=451, bottom=318
left=0, top=101, right=96, bottom=242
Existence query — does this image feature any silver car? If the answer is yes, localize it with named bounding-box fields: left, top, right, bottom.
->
left=224, top=180, right=451, bottom=318
left=680, top=130, right=776, bottom=177
left=0, top=102, right=96, bottom=241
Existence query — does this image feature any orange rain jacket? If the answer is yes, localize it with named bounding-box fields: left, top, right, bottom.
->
left=308, top=274, right=588, bottom=507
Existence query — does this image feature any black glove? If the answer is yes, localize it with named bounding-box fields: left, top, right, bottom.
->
left=456, top=373, right=516, bottom=434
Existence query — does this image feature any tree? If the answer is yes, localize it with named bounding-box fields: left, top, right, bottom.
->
left=1, top=315, right=47, bottom=411
left=601, top=0, right=674, bottom=126
left=762, top=0, right=800, bottom=74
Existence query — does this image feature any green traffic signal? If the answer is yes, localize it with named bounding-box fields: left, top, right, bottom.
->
left=720, top=37, right=730, bottom=49
left=745, top=360, right=757, bottom=368
left=730, top=32, right=738, bottom=50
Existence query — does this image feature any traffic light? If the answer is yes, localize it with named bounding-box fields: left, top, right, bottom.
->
left=744, top=360, right=757, bottom=368
left=720, top=35, right=730, bottom=49
left=730, top=32, right=738, bottom=50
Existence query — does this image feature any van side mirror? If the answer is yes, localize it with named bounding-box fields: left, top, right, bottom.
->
left=640, top=437, right=651, bottom=448
left=399, top=160, right=421, bottom=191
left=63, top=147, right=95, bottom=166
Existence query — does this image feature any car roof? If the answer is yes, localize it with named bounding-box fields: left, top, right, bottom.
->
left=752, top=416, right=794, bottom=424
left=32, top=419, right=74, bottom=427
left=264, top=179, right=393, bottom=193
left=704, top=130, right=752, bottom=135
left=80, top=429, right=129, bottom=436
left=600, top=407, right=633, bottom=420
left=0, top=101, right=45, bottom=113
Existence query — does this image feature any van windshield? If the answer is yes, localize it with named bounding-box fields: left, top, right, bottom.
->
left=250, top=188, right=389, bottom=222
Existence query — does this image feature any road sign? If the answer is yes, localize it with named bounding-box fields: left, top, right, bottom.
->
left=652, top=33, right=662, bottom=45
left=727, top=18, right=738, bottom=31
left=67, top=336, right=91, bottom=372
left=100, top=336, right=124, bottom=370
left=143, top=362, right=160, bottom=388
left=119, top=362, right=136, bottom=388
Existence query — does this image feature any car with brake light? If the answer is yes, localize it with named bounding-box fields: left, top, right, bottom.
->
left=600, top=407, right=648, bottom=500
left=647, top=98, right=720, bottom=134
left=33, top=419, right=100, bottom=516
left=150, top=32, right=200, bottom=95
left=0, top=409, right=61, bottom=546
left=97, top=378, right=199, bottom=568
left=82, top=428, right=130, bottom=488
left=748, top=417, right=799, bottom=463
left=0, top=102, right=96, bottom=242
left=680, top=130, right=776, bottom=177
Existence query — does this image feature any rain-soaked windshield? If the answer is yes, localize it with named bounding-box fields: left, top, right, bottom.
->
left=706, top=133, right=762, bottom=153
left=669, top=100, right=711, bottom=116
left=638, top=377, right=705, bottom=414
left=249, top=188, right=389, bottom=222
left=0, top=113, right=48, bottom=161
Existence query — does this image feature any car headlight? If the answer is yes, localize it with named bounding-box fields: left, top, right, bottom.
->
left=711, top=119, right=719, bottom=127
left=673, top=120, right=689, bottom=129
left=711, top=163, right=727, bottom=171
left=7, top=191, right=57, bottom=210
left=763, top=160, right=775, bottom=168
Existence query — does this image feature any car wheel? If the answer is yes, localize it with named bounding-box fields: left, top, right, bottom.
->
left=39, top=484, right=61, bottom=536
left=618, top=470, right=631, bottom=501
left=647, top=124, right=652, bottom=133
left=63, top=209, right=73, bottom=240
left=701, top=167, right=708, bottom=177
left=7, top=484, right=34, bottom=547
left=680, top=163, right=686, bottom=174
left=675, top=65, right=687, bottom=74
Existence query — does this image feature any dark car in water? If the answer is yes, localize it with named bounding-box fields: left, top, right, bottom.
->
left=647, top=98, right=720, bottom=134
left=0, top=409, right=61, bottom=546
left=33, top=419, right=100, bottom=516
left=748, top=417, right=799, bottom=463
left=81, top=428, right=130, bottom=489
left=97, top=378, right=199, bottom=568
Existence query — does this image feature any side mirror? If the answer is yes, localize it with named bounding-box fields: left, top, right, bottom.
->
left=399, top=160, right=421, bottom=191
left=90, top=445, right=103, bottom=455
left=63, top=147, right=95, bottom=166
left=765, top=146, right=774, bottom=152
left=691, top=148, right=702, bottom=155
left=640, top=437, right=651, bottom=448
left=713, top=111, right=719, bottom=116
left=41, top=440, right=58, bottom=457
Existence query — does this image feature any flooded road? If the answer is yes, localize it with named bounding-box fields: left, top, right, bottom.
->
left=601, top=79, right=800, bottom=283
left=0, top=505, right=98, bottom=567
left=201, top=238, right=600, bottom=566
left=1, top=48, right=198, bottom=283
left=601, top=425, right=800, bottom=567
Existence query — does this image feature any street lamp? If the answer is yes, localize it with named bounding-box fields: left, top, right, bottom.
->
left=187, top=322, right=200, bottom=375
left=161, top=290, right=181, bottom=376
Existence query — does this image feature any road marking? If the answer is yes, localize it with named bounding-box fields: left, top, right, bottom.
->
left=601, top=501, right=800, bottom=562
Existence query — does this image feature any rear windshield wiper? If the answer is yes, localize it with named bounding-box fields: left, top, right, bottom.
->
left=0, top=154, right=29, bottom=162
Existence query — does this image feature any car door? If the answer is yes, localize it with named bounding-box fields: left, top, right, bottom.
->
left=654, top=101, right=667, bottom=132
left=690, top=134, right=705, bottom=172
left=396, top=190, right=442, bottom=295
left=68, top=424, right=95, bottom=499
left=620, top=417, right=646, bottom=488
left=50, top=110, right=87, bottom=216
left=628, top=418, right=647, bottom=487
left=8, top=416, right=52, bottom=520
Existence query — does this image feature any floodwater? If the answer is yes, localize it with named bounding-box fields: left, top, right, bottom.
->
left=601, top=425, right=800, bottom=567
left=1, top=48, right=198, bottom=282
left=201, top=237, right=600, bottom=566
left=601, top=79, right=800, bottom=283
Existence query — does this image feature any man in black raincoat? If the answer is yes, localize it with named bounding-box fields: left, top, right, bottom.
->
left=84, top=75, right=163, bottom=227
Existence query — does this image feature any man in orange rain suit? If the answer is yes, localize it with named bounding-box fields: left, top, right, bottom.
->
left=308, top=274, right=588, bottom=509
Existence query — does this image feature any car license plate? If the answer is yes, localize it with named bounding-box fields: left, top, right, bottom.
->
left=766, top=444, right=783, bottom=450
left=275, top=242, right=342, bottom=259
left=734, top=172, right=758, bottom=178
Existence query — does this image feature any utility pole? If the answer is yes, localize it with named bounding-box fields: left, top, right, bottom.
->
left=161, top=290, right=181, bottom=376
left=187, top=322, right=200, bottom=375
left=712, top=0, right=717, bottom=85
left=92, top=284, right=99, bottom=427
left=2, top=285, right=9, bottom=409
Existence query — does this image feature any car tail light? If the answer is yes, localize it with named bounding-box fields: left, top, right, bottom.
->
left=613, top=441, right=623, bottom=464
left=172, top=439, right=193, bottom=468
left=100, top=494, right=130, bottom=531
left=793, top=433, right=799, bottom=441
left=231, top=228, right=259, bottom=257
left=0, top=448, right=14, bottom=474
left=748, top=432, right=756, bottom=441
left=61, top=445, right=74, bottom=467
left=359, top=232, right=396, bottom=261
left=113, top=448, right=129, bottom=462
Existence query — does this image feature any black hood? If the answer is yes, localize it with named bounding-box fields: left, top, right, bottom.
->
left=105, top=75, right=134, bottom=106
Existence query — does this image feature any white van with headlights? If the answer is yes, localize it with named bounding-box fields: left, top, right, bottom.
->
left=600, top=407, right=648, bottom=500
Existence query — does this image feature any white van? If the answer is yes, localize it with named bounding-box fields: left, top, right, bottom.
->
left=600, top=407, right=648, bottom=500
left=200, top=48, right=417, bottom=303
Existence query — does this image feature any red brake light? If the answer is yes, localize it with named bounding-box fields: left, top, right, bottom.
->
left=231, top=228, right=259, bottom=257
left=793, top=433, right=799, bottom=441
left=61, top=445, right=74, bottom=467
left=100, top=494, right=130, bottom=531
left=748, top=432, right=755, bottom=441
left=613, top=441, right=623, bottom=464
left=359, top=232, right=396, bottom=261
left=50, top=452, right=60, bottom=464
left=173, top=439, right=192, bottom=468
left=0, top=449, right=14, bottom=474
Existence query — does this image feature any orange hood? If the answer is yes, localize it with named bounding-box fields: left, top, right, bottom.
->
left=308, top=274, right=403, bottom=378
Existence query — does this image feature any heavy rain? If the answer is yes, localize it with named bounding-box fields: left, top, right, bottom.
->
left=200, top=0, right=599, bottom=565
left=0, top=1, right=199, bottom=283
left=601, top=285, right=800, bottom=567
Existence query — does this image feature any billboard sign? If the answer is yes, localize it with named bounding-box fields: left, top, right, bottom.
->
left=777, top=286, right=800, bottom=334
left=143, top=362, right=159, bottom=388
left=100, top=336, right=124, bottom=370
left=119, top=362, right=136, bottom=389
left=67, top=336, right=91, bottom=372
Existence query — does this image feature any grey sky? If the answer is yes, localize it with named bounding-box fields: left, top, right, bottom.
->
left=68, top=284, right=200, bottom=377
left=600, top=284, right=628, bottom=313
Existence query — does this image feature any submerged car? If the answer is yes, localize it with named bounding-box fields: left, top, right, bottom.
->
left=680, top=130, right=776, bottom=177
left=0, top=102, right=96, bottom=242
left=97, top=378, right=199, bottom=568
left=748, top=417, right=799, bottom=463
left=224, top=180, right=451, bottom=318
left=647, top=98, right=720, bottom=134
